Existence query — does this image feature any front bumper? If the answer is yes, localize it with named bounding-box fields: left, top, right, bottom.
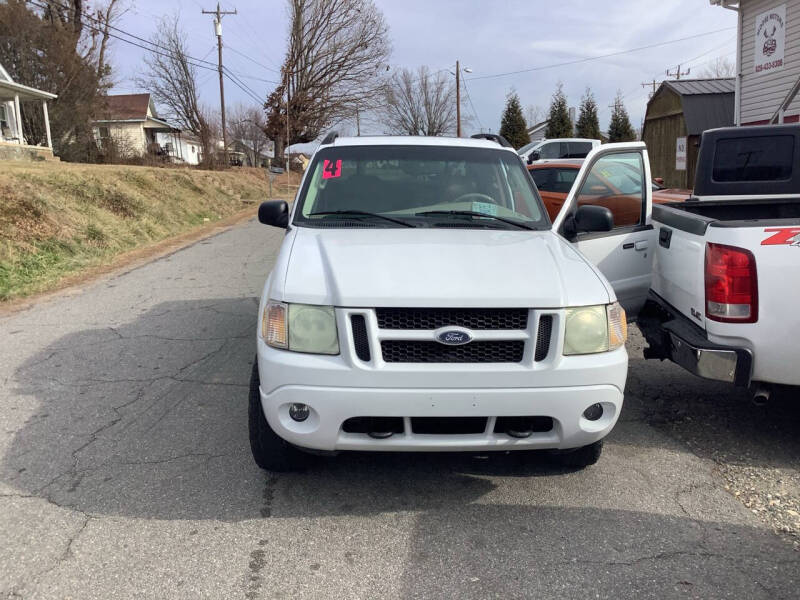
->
left=639, top=292, right=753, bottom=386
left=259, top=383, right=623, bottom=452
left=256, top=305, right=628, bottom=453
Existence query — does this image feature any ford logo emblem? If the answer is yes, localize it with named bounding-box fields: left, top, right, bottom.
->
left=436, top=329, right=473, bottom=346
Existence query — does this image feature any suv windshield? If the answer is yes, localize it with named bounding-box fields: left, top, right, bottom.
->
left=293, top=145, right=547, bottom=229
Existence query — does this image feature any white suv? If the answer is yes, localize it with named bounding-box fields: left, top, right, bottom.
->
left=250, top=134, right=653, bottom=471
left=519, top=138, right=601, bottom=164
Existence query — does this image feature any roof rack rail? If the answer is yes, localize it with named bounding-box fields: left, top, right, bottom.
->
left=470, top=133, right=513, bottom=148
left=320, top=131, right=339, bottom=145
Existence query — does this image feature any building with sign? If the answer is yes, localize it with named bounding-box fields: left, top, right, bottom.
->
left=712, top=0, right=800, bottom=124
left=642, top=78, right=735, bottom=188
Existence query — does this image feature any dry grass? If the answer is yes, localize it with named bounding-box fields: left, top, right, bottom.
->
left=0, top=161, right=299, bottom=301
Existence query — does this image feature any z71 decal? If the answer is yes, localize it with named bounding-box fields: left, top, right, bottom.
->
left=761, top=227, right=800, bottom=246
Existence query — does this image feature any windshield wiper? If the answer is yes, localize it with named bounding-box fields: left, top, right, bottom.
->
left=415, top=210, right=537, bottom=230
left=309, top=210, right=416, bottom=228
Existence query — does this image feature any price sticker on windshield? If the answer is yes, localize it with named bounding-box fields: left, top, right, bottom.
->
left=472, top=202, right=498, bottom=216
left=322, top=159, right=342, bottom=179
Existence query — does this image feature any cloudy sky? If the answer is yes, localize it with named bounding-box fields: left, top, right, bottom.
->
left=112, top=0, right=738, bottom=137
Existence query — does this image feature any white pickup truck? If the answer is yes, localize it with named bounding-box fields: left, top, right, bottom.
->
left=637, top=125, right=800, bottom=402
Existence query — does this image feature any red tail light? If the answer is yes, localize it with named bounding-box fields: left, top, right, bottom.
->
left=705, top=243, right=758, bottom=323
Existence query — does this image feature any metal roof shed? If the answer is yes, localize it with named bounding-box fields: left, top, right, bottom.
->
left=642, top=78, right=735, bottom=188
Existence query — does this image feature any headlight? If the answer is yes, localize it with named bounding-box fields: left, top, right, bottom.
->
left=563, top=302, right=626, bottom=355
left=262, top=301, right=339, bottom=355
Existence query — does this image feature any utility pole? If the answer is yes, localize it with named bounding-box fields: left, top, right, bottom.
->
left=202, top=2, right=237, bottom=165
left=456, top=59, right=462, bottom=137
left=666, top=65, right=690, bottom=80
left=641, top=79, right=659, bottom=99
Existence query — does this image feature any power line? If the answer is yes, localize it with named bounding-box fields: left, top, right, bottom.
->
left=26, top=0, right=220, bottom=73
left=223, top=69, right=264, bottom=105
left=461, top=76, right=483, bottom=132
left=28, top=0, right=220, bottom=68
left=466, top=26, right=736, bottom=82
left=225, top=45, right=281, bottom=74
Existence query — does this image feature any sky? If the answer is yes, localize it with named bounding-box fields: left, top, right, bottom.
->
left=111, top=0, right=738, bottom=138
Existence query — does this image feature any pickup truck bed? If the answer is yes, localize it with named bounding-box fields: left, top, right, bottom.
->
left=643, top=197, right=800, bottom=390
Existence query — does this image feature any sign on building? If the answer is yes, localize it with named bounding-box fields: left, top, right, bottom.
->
left=676, top=137, right=687, bottom=171
left=754, top=4, right=786, bottom=75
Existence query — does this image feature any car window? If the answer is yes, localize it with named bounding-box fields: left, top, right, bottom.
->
left=712, top=135, right=794, bottom=182
left=530, top=168, right=578, bottom=194
left=294, top=145, right=548, bottom=229
left=575, top=152, right=645, bottom=229
left=567, top=142, right=593, bottom=158
left=538, top=142, right=562, bottom=159
left=518, top=141, right=538, bottom=155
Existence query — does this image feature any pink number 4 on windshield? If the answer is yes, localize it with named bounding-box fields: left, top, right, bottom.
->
left=322, top=159, right=342, bottom=179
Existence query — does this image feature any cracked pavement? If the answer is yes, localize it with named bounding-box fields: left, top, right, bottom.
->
left=1, top=219, right=798, bottom=599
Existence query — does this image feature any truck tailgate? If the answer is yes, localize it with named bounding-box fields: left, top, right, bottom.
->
left=704, top=224, right=800, bottom=386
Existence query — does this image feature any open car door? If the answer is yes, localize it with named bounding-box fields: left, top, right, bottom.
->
left=551, top=143, right=657, bottom=318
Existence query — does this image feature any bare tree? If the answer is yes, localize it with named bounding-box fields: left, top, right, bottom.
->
left=525, top=104, right=545, bottom=126
left=702, top=56, right=736, bottom=78
left=265, top=0, right=391, bottom=162
left=380, top=66, right=455, bottom=136
left=137, top=17, right=214, bottom=164
left=228, top=104, right=272, bottom=165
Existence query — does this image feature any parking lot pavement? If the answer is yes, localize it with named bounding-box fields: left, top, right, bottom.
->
left=1, top=219, right=798, bottom=600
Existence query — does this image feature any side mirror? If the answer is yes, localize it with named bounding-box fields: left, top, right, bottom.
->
left=574, top=205, right=614, bottom=233
left=528, top=150, right=540, bottom=164
left=258, top=200, right=289, bottom=228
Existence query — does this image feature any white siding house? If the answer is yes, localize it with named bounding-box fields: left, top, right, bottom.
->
left=0, top=60, right=57, bottom=152
left=714, top=0, right=800, bottom=124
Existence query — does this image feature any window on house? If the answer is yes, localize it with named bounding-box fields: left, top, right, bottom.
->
left=0, top=104, right=8, bottom=130
left=99, top=126, right=110, bottom=139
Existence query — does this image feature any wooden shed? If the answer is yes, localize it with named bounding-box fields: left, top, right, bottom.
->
left=642, top=78, right=735, bottom=188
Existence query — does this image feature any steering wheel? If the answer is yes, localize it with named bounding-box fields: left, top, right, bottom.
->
left=453, top=193, right=496, bottom=204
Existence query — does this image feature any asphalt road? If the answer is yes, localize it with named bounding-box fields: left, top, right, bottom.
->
left=1, top=219, right=798, bottom=599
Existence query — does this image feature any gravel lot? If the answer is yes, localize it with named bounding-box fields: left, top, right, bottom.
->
left=626, top=330, right=800, bottom=549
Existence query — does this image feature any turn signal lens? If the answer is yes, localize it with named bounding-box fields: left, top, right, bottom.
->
left=263, top=301, right=288, bottom=348
left=607, top=302, right=627, bottom=351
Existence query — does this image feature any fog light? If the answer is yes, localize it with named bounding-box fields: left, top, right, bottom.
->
left=289, top=403, right=310, bottom=422
left=583, top=403, right=603, bottom=421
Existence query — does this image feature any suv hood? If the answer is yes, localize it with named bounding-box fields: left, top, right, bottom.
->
left=274, top=227, right=611, bottom=308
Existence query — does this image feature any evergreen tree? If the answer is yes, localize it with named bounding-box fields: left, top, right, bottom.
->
left=545, top=83, right=572, bottom=138
left=499, top=92, right=531, bottom=149
left=575, top=88, right=601, bottom=140
left=607, top=92, right=636, bottom=142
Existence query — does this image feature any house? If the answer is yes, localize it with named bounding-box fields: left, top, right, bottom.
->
left=156, top=131, right=204, bottom=165
left=526, top=120, right=549, bottom=141
left=0, top=61, right=57, bottom=160
left=228, top=139, right=274, bottom=168
left=94, top=93, right=182, bottom=160
left=288, top=152, right=310, bottom=171
left=711, top=1, right=800, bottom=125
left=642, top=78, right=735, bottom=188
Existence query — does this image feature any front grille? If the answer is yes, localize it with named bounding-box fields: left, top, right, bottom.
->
left=350, top=315, right=371, bottom=361
left=376, top=308, right=528, bottom=330
left=535, top=315, right=553, bottom=361
left=381, top=340, right=525, bottom=363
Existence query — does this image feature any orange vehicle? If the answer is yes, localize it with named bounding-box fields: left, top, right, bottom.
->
left=527, top=159, right=691, bottom=223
